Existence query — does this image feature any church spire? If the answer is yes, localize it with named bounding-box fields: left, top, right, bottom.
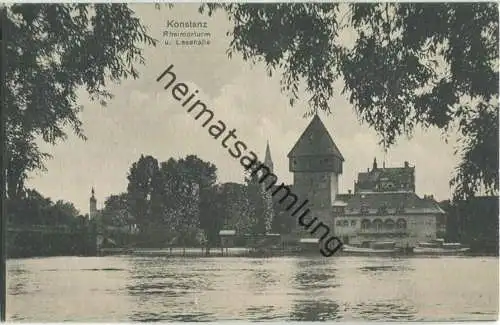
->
left=264, top=140, right=274, bottom=173
left=89, top=187, right=97, bottom=219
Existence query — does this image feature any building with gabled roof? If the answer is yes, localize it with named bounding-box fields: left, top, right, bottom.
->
left=282, top=114, right=444, bottom=249
left=355, top=158, right=416, bottom=193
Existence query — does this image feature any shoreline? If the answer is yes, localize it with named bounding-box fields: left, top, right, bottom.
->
left=6, top=248, right=499, bottom=260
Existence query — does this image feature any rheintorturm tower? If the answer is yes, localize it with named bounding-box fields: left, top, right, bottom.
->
left=89, top=187, right=97, bottom=219
left=288, top=115, right=344, bottom=235
left=262, top=141, right=275, bottom=233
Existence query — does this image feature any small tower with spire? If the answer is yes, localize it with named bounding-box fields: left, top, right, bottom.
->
left=89, top=187, right=97, bottom=219
left=373, top=157, right=378, bottom=171
left=261, top=141, right=275, bottom=233
left=264, top=140, right=274, bottom=173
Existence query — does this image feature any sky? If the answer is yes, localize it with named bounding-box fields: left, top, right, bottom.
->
left=27, top=4, right=460, bottom=214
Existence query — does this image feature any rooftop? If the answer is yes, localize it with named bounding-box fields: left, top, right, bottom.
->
left=336, top=192, right=444, bottom=215
left=288, top=115, right=344, bottom=160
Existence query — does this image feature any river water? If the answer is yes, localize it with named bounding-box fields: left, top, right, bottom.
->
left=6, top=256, right=499, bottom=322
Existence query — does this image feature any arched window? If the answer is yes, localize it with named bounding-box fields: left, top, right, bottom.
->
left=396, top=218, right=407, bottom=230
left=373, top=219, right=383, bottom=231
left=384, top=219, right=395, bottom=230
left=343, top=220, right=349, bottom=227
left=361, top=219, right=371, bottom=229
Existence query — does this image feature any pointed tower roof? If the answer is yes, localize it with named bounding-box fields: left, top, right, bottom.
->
left=287, top=115, right=344, bottom=160
left=264, top=141, right=272, bottom=163
left=264, top=140, right=274, bottom=173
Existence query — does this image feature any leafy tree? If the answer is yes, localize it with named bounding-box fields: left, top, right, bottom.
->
left=3, top=4, right=156, bottom=199
left=101, top=192, right=130, bottom=227
left=199, top=3, right=499, bottom=200
left=245, top=172, right=267, bottom=235
left=219, top=182, right=252, bottom=234
left=179, top=154, right=218, bottom=190
left=6, top=189, right=80, bottom=226
left=50, top=200, right=80, bottom=225
left=155, top=158, right=190, bottom=241
left=271, top=196, right=294, bottom=234
left=173, top=155, right=217, bottom=245
left=199, top=185, right=226, bottom=253
left=126, top=155, right=217, bottom=246
left=126, top=154, right=160, bottom=231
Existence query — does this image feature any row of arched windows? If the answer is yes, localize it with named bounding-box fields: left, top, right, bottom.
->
left=361, top=218, right=407, bottom=231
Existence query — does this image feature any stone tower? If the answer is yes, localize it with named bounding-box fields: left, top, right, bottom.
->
left=288, top=115, right=344, bottom=235
left=89, top=187, right=97, bottom=219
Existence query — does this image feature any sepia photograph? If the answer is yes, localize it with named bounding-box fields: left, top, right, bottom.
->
left=2, top=2, right=499, bottom=322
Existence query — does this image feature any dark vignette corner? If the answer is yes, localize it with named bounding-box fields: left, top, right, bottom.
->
left=1, top=5, right=6, bottom=322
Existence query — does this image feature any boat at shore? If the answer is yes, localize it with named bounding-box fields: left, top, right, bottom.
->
left=414, top=239, right=470, bottom=256
left=340, top=241, right=398, bottom=256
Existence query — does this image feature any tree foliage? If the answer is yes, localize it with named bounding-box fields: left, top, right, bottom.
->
left=101, top=192, right=130, bottom=227
left=3, top=4, right=156, bottom=199
left=199, top=3, right=499, bottom=200
left=6, top=188, right=81, bottom=226
left=126, top=154, right=160, bottom=229
left=199, top=185, right=226, bottom=249
left=245, top=172, right=268, bottom=235
left=125, top=154, right=218, bottom=245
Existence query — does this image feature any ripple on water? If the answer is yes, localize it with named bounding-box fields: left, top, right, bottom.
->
left=129, top=310, right=216, bottom=322
left=352, top=301, right=417, bottom=321
left=245, top=305, right=281, bottom=321
left=289, top=299, right=342, bottom=321
left=359, top=264, right=415, bottom=273
left=294, top=271, right=340, bottom=290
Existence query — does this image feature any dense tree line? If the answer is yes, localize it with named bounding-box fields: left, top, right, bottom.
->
left=5, top=190, right=93, bottom=258
left=6, top=189, right=85, bottom=227
left=439, top=198, right=499, bottom=254
left=99, top=154, right=280, bottom=250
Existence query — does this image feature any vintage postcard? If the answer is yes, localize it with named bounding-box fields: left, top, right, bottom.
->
left=2, top=2, right=499, bottom=322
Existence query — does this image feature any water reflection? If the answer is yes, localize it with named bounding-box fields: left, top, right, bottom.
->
left=245, top=305, right=279, bottom=321
left=6, top=256, right=499, bottom=322
left=359, top=263, right=414, bottom=274
left=129, top=310, right=215, bottom=322
left=293, top=258, right=339, bottom=290
left=125, top=257, right=219, bottom=322
left=353, top=302, right=417, bottom=321
left=247, top=260, right=279, bottom=293
left=8, top=268, right=31, bottom=296
left=289, top=299, right=341, bottom=321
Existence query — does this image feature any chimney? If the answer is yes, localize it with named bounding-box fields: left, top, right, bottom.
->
left=348, top=189, right=352, bottom=194
left=367, top=168, right=370, bottom=172
left=404, top=161, right=409, bottom=168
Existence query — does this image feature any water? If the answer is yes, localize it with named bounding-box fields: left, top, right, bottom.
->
left=6, top=256, right=499, bottom=322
